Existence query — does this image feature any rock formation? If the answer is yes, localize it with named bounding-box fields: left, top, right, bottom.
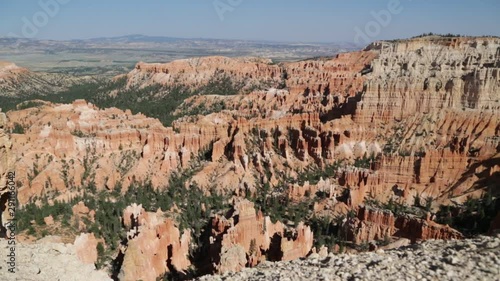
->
left=118, top=204, right=191, bottom=281
left=3, top=36, right=499, bottom=279
left=208, top=199, right=313, bottom=274
left=9, top=37, right=499, bottom=209
left=344, top=206, right=463, bottom=244
left=8, top=99, right=188, bottom=205
left=74, top=233, right=99, bottom=265
left=0, top=62, right=29, bottom=85
left=0, top=61, right=90, bottom=97
left=129, top=56, right=283, bottom=91
left=198, top=235, right=500, bottom=281
left=0, top=237, right=112, bottom=281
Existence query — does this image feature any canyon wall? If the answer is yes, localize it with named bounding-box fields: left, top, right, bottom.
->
left=5, top=37, right=498, bottom=219
left=2, top=36, right=499, bottom=278
left=6, top=37, right=498, bottom=212
left=344, top=206, right=463, bottom=244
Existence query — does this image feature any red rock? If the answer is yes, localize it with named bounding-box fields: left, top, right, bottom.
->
left=208, top=199, right=313, bottom=274
left=44, top=215, right=54, bottom=226
left=73, top=233, right=98, bottom=265
left=130, top=57, right=283, bottom=91
left=345, top=206, right=463, bottom=244
left=119, top=204, right=191, bottom=281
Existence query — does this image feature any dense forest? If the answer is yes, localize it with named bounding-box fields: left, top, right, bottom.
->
left=0, top=72, right=243, bottom=127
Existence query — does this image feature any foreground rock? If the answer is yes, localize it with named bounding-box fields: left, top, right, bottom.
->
left=199, top=235, right=500, bottom=281
left=0, top=238, right=112, bottom=281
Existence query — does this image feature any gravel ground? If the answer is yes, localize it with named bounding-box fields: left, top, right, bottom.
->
left=199, top=235, right=500, bottom=281
left=0, top=240, right=112, bottom=281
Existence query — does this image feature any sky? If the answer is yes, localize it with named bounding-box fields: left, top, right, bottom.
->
left=0, top=0, right=499, bottom=43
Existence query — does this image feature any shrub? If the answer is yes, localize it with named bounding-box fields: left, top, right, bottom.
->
left=436, top=192, right=498, bottom=235
left=11, top=123, right=25, bottom=134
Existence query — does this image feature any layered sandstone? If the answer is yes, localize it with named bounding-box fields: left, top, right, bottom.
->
left=198, top=236, right=500, bottom=281
left=0, top=62, right=29, bottom=83
left=72, top=201, right=96, bottom=231
left=338, top=109, right=500, bottom=207
left=3, top=36, right=499, bottom=279
left=0, top=61, right=89, bottom=97
left=359, top=37, right=500, bottom=124
left=208, top=199, right=313, bottom=274
left=344, top=206, right=463, bottom=244
left=7, top=99, right=222, bottom=205
left=9, top=38, right=499, bottom=212
left=284, top=51, right=378, bottom=100
left=129, top=56, right=283, bottom=91
left=287, top=178, right=339, bottom=202
left=118, top=204, right=191, bottom=281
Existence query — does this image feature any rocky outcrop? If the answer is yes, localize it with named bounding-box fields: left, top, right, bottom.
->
left=0, top=111, right=12, bottom=238
left=284, top=51, right=378, bottom=97
left=199, top=235, right=500, bottom=281
left=287, top=178, right=338, bottom=202
left=0, top=238, right=112, bottom=281
left=74, top=233, right=98, bottom=265
left=131, top=50, right=377, bottom=102
left=4, top=36, right=499, bottom=280
left=344, top=206, right=463, bottom=244
left=129, top=56, right=283, bottom=91
left=338, top=109, right=500, bottom=207
left=489, top=211, right=500, bottom=235
left=72, top=201, right=95, bottom=231
left=118, top=204, right=191, bottom=281
left=7, top=99, right=218, bottom=205
left=43, top=215, right=54, bottom=226
left=0, top=61, right=89, bottom=97
left=177, top=38, right=498, bottom=208
left=0, top=62, right=29, bottom=83
left=359, top=37, right=500, bottom=124
left=208, top=199, right=313, bottom=274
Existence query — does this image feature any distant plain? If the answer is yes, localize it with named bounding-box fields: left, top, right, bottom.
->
left=0, top=35, right=360, bottom=76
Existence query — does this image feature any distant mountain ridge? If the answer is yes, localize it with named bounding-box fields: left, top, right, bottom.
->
left=1, top=34, right=361, bottom=46
left=0, top=35, right=360, bottom=75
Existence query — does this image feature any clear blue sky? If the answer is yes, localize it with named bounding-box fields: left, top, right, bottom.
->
left=1, top=0, right=499, bottom=43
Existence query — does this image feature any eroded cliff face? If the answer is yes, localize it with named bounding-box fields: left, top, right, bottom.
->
left=4, top=36, right=499, bottom=278
left=8, top=37, right=498, bottom=213
left=350, top=37, right=500, bottom=206
left=0, top=61, right=90, bottom=97
left=360, top=38, right=500, bottom=123
left=207, top=199, right=313, bottom=274
left=129, top=56, right=283, bottom=91
left=0, top=62, right=29, bottom=85
left=344, top=206, right=463, bottom=245
left=7, top=99, right=226, bottom=205
left=118, top=204, right=191, bottom=281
